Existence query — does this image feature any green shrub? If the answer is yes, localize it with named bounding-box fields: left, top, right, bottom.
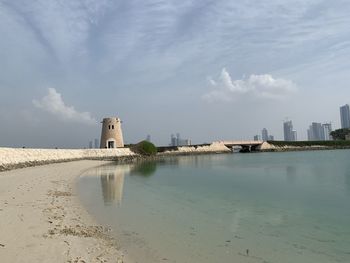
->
left=330, top=128, right=350, bottom=140
left=131, top=140, right=157, bottom=156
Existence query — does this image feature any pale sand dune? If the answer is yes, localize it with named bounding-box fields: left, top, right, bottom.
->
left=0, top=160, right=131, bottom=263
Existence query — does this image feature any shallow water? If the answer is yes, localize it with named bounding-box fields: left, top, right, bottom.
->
left=77, top=150, right=350, bottom=263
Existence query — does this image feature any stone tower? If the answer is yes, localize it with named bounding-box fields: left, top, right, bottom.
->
left=100, top=117, right=124, bottom=148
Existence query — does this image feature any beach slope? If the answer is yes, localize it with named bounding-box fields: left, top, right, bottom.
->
left=0, top=160, right=126, bottom=263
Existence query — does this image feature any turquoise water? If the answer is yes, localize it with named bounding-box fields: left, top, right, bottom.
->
left=78, top=150, right=350, bottom=263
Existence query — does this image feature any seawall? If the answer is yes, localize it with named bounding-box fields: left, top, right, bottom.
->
left=257, top=141, right=350, bottom=152
left=0, top=148, right=136, bottom=172
left=159, top=142, right=231, bottom=155
left=0, top=142, right=231, bottom=172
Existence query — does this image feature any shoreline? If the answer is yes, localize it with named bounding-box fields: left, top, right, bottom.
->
left=0, top=142, right=231, bottom=172
left=258, top=141, right=350, bottom=152
left=2, top=143, right=350, bottom=173
left=0, top=160, right=131, bottom=263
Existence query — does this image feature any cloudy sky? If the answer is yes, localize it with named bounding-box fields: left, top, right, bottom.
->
left=1, top=0, right=350, bottom=148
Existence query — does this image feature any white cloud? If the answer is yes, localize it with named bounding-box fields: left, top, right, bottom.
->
left=203, top=68, right=297, bottom=102
left=33, top=88, right=96, bottom=125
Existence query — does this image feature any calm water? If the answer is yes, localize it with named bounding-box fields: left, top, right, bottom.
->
left=77, top=150, right=350, bottom=263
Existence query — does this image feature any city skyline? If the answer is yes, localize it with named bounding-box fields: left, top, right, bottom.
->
left=1, top=1, right=350, bottom=147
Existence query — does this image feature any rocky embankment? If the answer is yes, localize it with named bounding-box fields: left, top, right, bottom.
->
left=257, top=142, right=335, bottom=152
left=160, top=142, right=231, bottom=155
left=0, top=142, right=231, bottom=172
left=0, top=148, right=136, bottom=172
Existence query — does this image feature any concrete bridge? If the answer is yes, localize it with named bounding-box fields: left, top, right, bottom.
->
left=216, top=140, right=264, bottom=152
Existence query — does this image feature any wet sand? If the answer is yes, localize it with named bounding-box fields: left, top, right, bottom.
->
left=0, top=160, right=129, bottom=263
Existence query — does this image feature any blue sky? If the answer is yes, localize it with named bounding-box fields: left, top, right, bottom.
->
left=1, top=0, right=350, bottom=147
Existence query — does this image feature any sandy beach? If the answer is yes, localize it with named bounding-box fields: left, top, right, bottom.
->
left=0, top=160, right=129, bottom=263
left=0, top=143, right=232, bottom=262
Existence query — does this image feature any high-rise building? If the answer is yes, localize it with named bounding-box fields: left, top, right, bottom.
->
left=253, top=135, right=260, bottom=141
left=268, top=135, right=274, bottom=141
left=176, top=133, right=181, bottom=146
left=261, top=128, right=269, bottom=141
left=322, top=123, right=332, bottom=140
left=146, top=135, right=151, bottom=142
left=170, top=134, right=177, bottom=146
left=283, top=120, right=297, bottom=141
left=340, top=104, right=350, bottom=129
left=170, top=133, right=191, bottom=146
left=89, top=141, right=93, bottom=149
left=307, top=122, right=332, bottom=141
left=308, top=122, right=323, bottom=141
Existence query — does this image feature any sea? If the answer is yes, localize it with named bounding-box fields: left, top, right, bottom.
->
left=77, top=150, right=350, bottom=263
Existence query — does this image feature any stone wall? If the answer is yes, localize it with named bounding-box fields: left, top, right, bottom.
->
left=0, top=148, right=136, bottom=172
left=256, top=142, right=331, bottom=152
left=0, top=143, right=232, bottom=172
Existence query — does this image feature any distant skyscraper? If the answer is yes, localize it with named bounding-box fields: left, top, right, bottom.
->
left=307, top=122, right=332, bottom=141
left=340, top=104, right=350, bottom=128
left=253, top=135, right=260, bottom=141
left=283, top=120, right=297, bottom=141
left=309, top=122, right=323, bottom=141
left=176, top=133, right=180, bottom=146
left=170, top=133, right=191, bottom=146
left=170, top=134, right=177, bottom=146
left=322, top=123, right=332, bottom=140
left=146, top=134, right=151, bottom=142
left=268, top=135, right=274, bottom=141
left=89, top=141, right=93, bottom=149
left=261, top=128, right=269, bottom=141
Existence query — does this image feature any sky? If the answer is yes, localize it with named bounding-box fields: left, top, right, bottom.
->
left=1, top=0, right=350, bottom=148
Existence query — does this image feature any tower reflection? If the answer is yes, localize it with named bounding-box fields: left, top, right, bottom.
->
left=96, top=165, right=130, bottom=206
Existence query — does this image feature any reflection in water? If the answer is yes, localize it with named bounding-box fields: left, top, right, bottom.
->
left=78, top=150, right=350, bottom=263
left=129, top=155, right=229, bottom=177
left=175, top=154, right=227, bottom=168
left=95, top=165, right=129, bottom=206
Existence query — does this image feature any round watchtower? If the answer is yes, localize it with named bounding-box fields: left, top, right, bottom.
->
left=100, top=117, right=124, bottom=148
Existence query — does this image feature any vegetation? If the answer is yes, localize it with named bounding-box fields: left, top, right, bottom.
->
left=130, top=140, right=158, bottom=156
left=268, top=140, right=350, bottom=147
left=330, top=128, right=350, bottom=140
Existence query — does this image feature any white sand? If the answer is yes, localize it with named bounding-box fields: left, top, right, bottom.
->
left=0, top=160, right=131, bottom=263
